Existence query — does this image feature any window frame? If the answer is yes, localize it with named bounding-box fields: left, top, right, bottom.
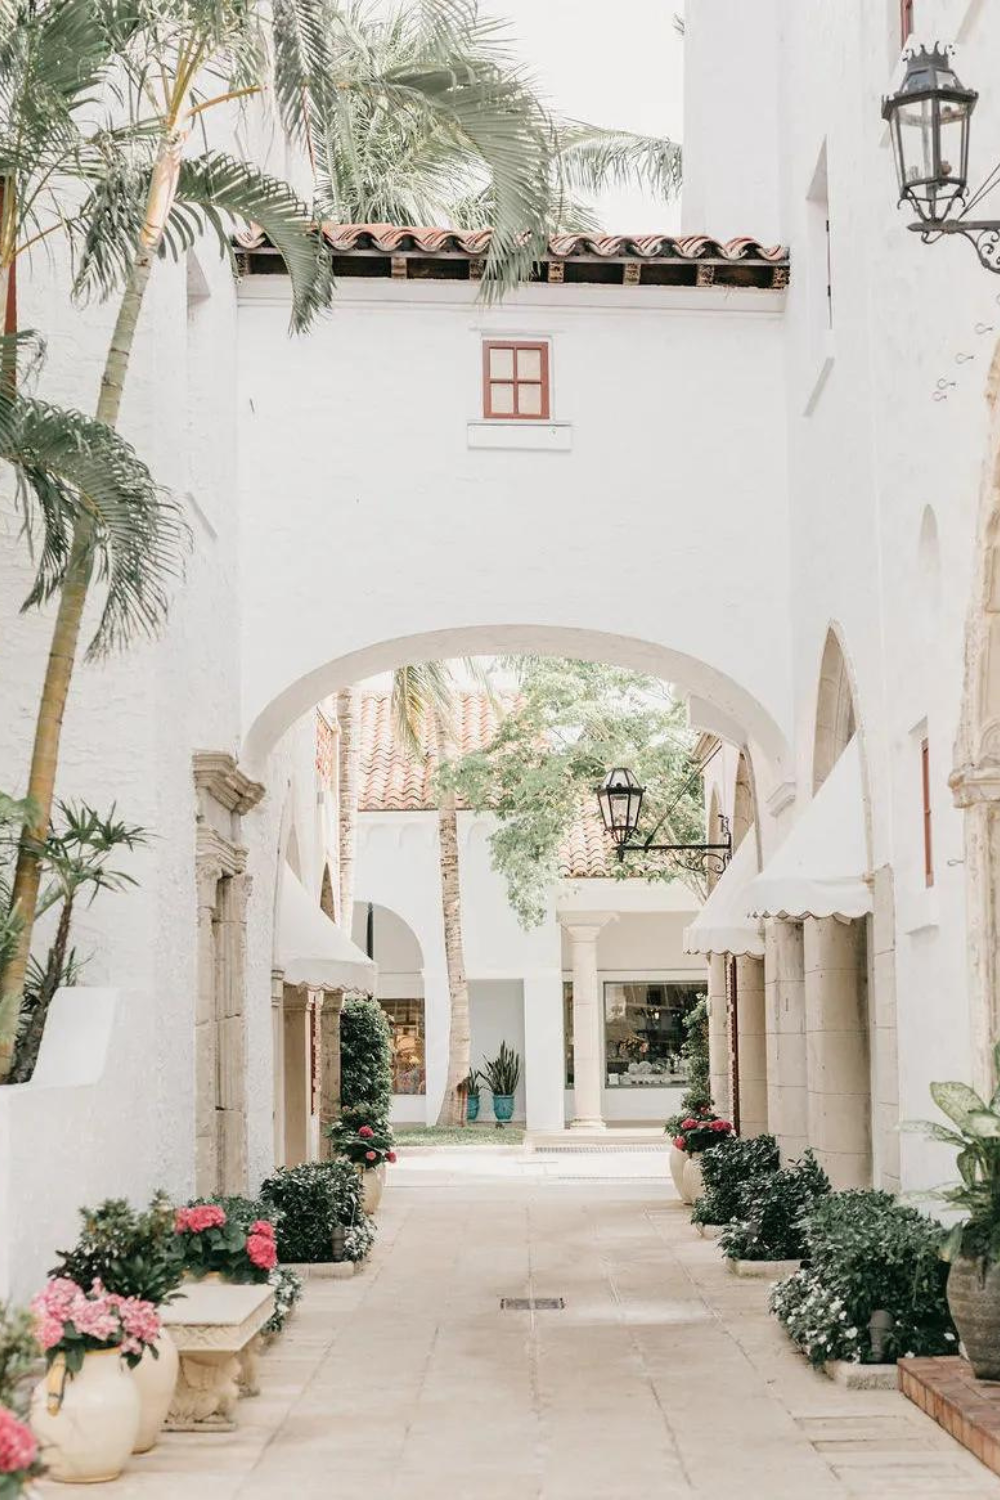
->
left=482, top=339, right=551, bottom=421
left=379, top=997, right=427, bottom=1095
left=900, top=0, right=914, bottom=45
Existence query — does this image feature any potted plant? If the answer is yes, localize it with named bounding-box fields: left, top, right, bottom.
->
left=326, top=1117, right=396, bottom=1214
left=173, top=1205, right=278, bottom=1282
left=50, top=1194, right=185, bottom=1455
left=0, top=1405, right=41, bottom=1497
left=482, top=1043, right=521, bottom=1126
left=909, top=1046, right=1000, bottom=1378
left=464, top=1069, right=482, bottom=1123
left=259, top=1161, right=375, bottom=1268
left=671, top=1113, right=734, bottom=1204
left=0, top=1302, right=43, bottom=1497
left=28, top=1278, right=160, bottom=1483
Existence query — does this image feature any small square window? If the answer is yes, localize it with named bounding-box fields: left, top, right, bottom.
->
left=483, top=340, right=550, bottom=420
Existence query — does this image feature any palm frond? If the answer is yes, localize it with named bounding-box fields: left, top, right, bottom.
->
left=391, top=662, right=454, bottom=757
left=555, top=123, right=682, bottom=205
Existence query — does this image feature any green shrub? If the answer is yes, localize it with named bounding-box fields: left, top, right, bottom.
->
left=770, top=1190, right=956, bottom=1366
left=340, top=997, right=393, bottom=1125
left=50, top=1193, right=184, bottom=1304
left=0, top=1302, right=38, bottom=1412
left=691, top=1134, right=781, bottom=1226
left=720, top=1150, right=830, bottom=1262
left=264, top=1267, right=304, bottom=1338
left=665, top=999, right=712, bottom=1134
left=259, top=1160, right=374, bottom=1264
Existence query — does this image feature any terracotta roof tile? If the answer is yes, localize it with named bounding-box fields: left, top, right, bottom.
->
left=358, top=690, right=613, bottom=878
left=314, top=225, right=790, bottom=264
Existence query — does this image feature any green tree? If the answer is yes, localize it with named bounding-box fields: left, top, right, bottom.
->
left=441, top=658, right=705, bottom=928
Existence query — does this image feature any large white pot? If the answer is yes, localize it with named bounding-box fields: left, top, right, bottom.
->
left=681, top=1153, right=704, bottom=1206
left=359, top=1164, right=386, bottom=1215
left=669, top=1145, right=687, bottom=1196
left=30, top=1348, right=140, bottom=1484
left=131, top=1329, right=179, bottom=1453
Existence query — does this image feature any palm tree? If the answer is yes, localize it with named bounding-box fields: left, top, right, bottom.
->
left=390, top=663, right=472, bottom=1126
left=336, top=685, right=360, bottom=934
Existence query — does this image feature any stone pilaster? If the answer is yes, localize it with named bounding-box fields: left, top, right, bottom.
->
left=735, top=955, right=767, bottom=1136
left=707, top=953, right=730, bottom=1117
left=563, top=917, right=614, bottom=1130
left=318, top=990, right=345, bottom=1158
left=803, top=916, right=871, bottom=1188
left=870, top=865, right=900, bottom=1191
left=764, top=920, right=807, bottom=1161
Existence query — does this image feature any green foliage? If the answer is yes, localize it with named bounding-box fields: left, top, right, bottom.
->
left=264, top=1266, right=304, bottom=1338
left=327, top=1116, right=395, bottom=1167
left=177, top=1201, right=275, bottom=1284
left=464, top=1068, right=481, bottom=1101
left=679, top=998, right=710, bottom=1113
left=906, top=1041, right=1000, bottom=1264
left=481, top=1041, right=520, bottom=1097
left=719, top=1150, right=830, bottom=1262
left=340, top=997, right=393, bottom=1126
left=691, top=1134, right=780, bottom=1227
left=442, top=659, right=704, bottom=928
left=672, top=1113, right=733, bottom=1156
left=0, top=1302, right=38, bottom=1412
left=770, top=1191, right=957, bottom=1366
left=50, top=1193, right=184, bottom=1304
left=259, top=1160, right=374, bottom=1265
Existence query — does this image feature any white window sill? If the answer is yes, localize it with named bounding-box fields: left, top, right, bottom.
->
left=467, top=420, right=572, bottom=452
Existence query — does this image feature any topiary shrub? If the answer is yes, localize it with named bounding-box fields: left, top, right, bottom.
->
left=665, top=998, right=713, bottom=1137
left=259, top=1160, right=375, bottom=1265
left=720, top=1150, right=830, bottom=1262
left=340, top=996, right=393, bottom=1126
left=769, top=1189, right=957, bottom=1366
left=691, top=1134, right=780, bottom=1226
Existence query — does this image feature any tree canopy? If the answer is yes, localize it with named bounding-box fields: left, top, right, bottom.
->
left=439, top=659, right=705, bottom=928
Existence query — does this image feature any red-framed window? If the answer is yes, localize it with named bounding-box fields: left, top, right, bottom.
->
left=921, top=737, right=934, bottom=888
left=900, top=0, right=914, bottom=44
left=482, top=340, right=550, bottom=420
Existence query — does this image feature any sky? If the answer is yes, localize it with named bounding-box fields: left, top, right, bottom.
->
left=479, top=0, right=686, bottom=233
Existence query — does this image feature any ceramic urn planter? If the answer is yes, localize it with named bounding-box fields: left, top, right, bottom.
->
left=131, top=1328, right=180, bottom=1453
left=947, top=1256, right=1000, bottom=1379
left=30, top=1348, right=140, bottom=1484
left=681, top=1153, right=705, bottom=1206
left=359, top=1164, right=386, bottom=1214
left=669, top=1145, right=687, bottom=1197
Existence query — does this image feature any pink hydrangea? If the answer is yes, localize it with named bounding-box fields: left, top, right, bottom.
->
left=387, top=1151, right=397, bottom=1164
left=358, top=1125, right=374, bottom=1139
left=108, top=1295, right=161, bottom=1357
left=175, top=1204, right=227, bottom=1234
left=365, top=1150, right=377, bottom=1162
left=0, top=1405, right=37, bottom=1475
left=249, top=1220, right=275, bottom=1241
left=246, top=1234, right=277, bottom=1271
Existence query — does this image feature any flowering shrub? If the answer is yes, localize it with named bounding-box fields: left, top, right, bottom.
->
left=691, top=1134, right=780, bottom=1227
left=263, top=1268, right=303, bottom=1339
left=769, top=1190, right=957, bottom=1366
left=30, top=1277, right=160, bottom=1375
left=327, top=1116, right=396, bottom=1169
left=719, top=1150, right=830, bottom=1262
left=175, top=1204, right=277, bottom=1283
left=340, top=998, right=393, bottom=1127
left=671, top=1113, right=734, bottom=1156
left=259, top=1161, right=374, bottom=1264
left=0, top=1404, right=40, bottom=1497
left=50, top=1193, right=184, bottom=1307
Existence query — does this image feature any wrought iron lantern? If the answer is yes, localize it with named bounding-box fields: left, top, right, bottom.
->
left=596, top=768, right=645, bottom=849
left=595, top=766, right=732, bottom=876
left=883, top=45, right=977, bottom=222
left=882, top=44, right=1000, bottom=274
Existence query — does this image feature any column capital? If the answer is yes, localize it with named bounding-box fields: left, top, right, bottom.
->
left=951, top=759, right=1000, bottom=808
left=559, top=912, right=618, bottom=943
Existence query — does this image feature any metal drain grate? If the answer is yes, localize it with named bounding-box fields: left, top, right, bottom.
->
left=500, top=1297, right=565, bottom=1311
left=535, top=1143, right=668, bottom=1155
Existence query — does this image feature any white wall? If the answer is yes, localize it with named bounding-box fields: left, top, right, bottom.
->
left=470, top=980, right=527, bottom=1122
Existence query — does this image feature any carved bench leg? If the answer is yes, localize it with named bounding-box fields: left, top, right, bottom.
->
left=238, top=1334, right=263, bottom=1398
left=165, top=1351, right=241, bottom=1431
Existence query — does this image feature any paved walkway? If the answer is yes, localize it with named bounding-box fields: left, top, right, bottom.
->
left=46, top=1149, right=1000, bottom=1500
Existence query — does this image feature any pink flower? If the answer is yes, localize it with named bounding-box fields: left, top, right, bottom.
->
left=249, top=1220, right=275, bottom=1241
left=246, top=1234, right=277, bottom=1271
left=710, top=1120, right=729, bottom=1132
left=673, top=1135, right=686, bottom=1151
left=0, top=1406, right=37, bottom=1475
left=387, top=1151, right=397, bottom=1164
left=175, top=1205, right=226, bottom=1234
left=365, top=1150, right=377, bottom=1162
left=109, top=1296, right=161, bottom=1346
left=69, top=1292, right=118, bottom=1344
left=358, top=1125, right=374, bottom=1139
left=680, top=1118, right=697, bottom=1130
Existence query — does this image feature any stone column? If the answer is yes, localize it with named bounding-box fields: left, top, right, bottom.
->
left=950, top=768, right=1000, bottom=1098
left=803, top=916, right=871, bottom=1188
left=764, top=921, right=807, bottom=1161
left=217, top=873, right=250, bottom=1194
left=194, top=863, right=222, bottom=1197
left=271, top=970, right=285, bottom=1168
left=735, top=955, right=767, bottom=1136
left=522, top=972, right=566, bottom=1133
left=707, top=953, right=730, bottom=1116
left=318, top=989, right=344, bottom=1159
left=564, top=920, right=612, bottom=1130
left=282, top=986, right=311, bottom=1167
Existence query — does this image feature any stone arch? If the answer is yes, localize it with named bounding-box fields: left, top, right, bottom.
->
left=351, top=900, right=427, bottom=1105
left=813, top=626, right=858, bottom=794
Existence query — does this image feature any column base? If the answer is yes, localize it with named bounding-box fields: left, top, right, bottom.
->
left=569, top=1117, right=606, bottom=1131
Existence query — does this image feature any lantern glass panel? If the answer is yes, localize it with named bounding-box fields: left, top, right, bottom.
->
left=897, top=96, right=936, bottom=192
left=937, top=98, right=971, bottom=186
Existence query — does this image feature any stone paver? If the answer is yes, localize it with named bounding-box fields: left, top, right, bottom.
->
left=39, top=1150, right=1000, bottom=1500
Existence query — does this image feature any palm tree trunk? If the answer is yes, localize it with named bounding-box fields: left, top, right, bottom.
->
left=0, top=141, right=175, bottom=1078
left=337, top=686, right=360, bottom=936
left=436, top=779, right=471, bottom=1126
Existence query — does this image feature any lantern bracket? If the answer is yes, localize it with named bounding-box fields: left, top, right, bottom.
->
left=613, top=813, right=734, bottom=876
left=908, top=215, right=1000, bottom=274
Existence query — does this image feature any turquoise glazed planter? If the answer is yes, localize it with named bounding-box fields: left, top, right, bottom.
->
left=466, top=1095, right=480, bottom=1122
left=493, top=1094, right=515, bottom=1123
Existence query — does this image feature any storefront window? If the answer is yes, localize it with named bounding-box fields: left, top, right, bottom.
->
left=380, top=999, right=426, bottom=1094
left=603, top=982, right=705, bottom=1088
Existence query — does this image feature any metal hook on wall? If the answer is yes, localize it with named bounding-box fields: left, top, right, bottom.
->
left=976, top=322, right=995, bottom=335
left=956, top=352, right=975, bottom=364
left=933, top=377, right=957, bottom=401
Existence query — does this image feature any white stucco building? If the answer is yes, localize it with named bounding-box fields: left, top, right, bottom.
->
left=3, top=0, right=1000, bottom=1295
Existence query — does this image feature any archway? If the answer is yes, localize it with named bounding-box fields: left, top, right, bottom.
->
left=812, top=627, right=858, bottom=794
left=351, top=901, right=428, bottom=1122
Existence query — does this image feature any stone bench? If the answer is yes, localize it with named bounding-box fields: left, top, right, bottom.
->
left=161, top=1281, right=275, bottom=1432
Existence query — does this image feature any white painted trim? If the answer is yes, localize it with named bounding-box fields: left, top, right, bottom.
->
left=467, top=421, right=572, bottom=452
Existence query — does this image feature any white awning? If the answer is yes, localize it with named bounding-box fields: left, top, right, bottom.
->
left=744, top=738, right=871, bottom=922
left=277, top=869, right=376, bottom=991
left=683, top=834, right=764, bottom=958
